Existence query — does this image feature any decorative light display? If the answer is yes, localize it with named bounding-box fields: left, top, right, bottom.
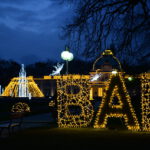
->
left=57, top=75, right=94, bottom=127
left=141, top=73, right=150, bottom=131
left=2, top=76, right=44, bottom=97
left=94, top=73, right=140, bottom=131
left=92, top=50, right=122, bottom=71
left=11, top=102, right=30, bottom=112
left=112, top=70, right=118, bottom=75
left=61, top=47, right=74, bottom=74
left=108, top=86, right=123, bottom=109
left=128, top=76, right=133, bottom=81
left=18, top=64, right=29, bottom=97
left=90, top=73, right=101, bottom=82
left=61, top=49, right=74, bottom=61
left=49, top=100, right=55, bottom=107
left=49, top=63, right=64, bottom=76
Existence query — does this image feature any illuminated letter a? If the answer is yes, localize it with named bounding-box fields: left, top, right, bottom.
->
left=94, top=73, right=140, bottom=131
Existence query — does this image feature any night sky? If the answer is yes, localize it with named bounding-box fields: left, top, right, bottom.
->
left=0, top=0, right=73, bottom=64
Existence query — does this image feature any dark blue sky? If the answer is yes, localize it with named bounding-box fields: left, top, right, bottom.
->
left=0, top=0, right=74, bottom=64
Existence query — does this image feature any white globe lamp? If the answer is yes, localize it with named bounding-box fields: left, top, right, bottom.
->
left=61, top=47, right=74, bottom=74
left=61, top=51, right=70, bottom=61
left=67, top=52, right=74, bottom=61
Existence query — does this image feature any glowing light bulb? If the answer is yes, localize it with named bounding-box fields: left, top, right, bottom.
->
left=61, top=51, right=74, bottom=61
left=128, top=77, right=133, bottom=81
left=112, top=70, right=118, bottom=75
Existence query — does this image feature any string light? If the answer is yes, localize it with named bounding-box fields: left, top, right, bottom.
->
left=94, top=73, right=140, bottom=131
left=108, top=86, right=123, bottom=109
left=2, top=76, right=44, bottom=97
left=112, top=70, right=118, bottom=75
left=141, top=73, right=150, bottom=131
left=3, top=68, right=149, bottom=132
left=92, top=50, right=122, bottom=71
left=49, top=100, right=55, bottom=107
left=11, top=102, right=30, bottom=112
left=57, top=75, right=94, bottom=128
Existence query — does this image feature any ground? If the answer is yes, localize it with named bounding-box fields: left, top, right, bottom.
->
left=1, top=126, right=150, bottom=149
left=0, top=113, right=150, bottom=149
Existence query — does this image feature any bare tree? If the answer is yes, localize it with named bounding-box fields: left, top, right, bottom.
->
left=63, top=0, right=150, bottom=63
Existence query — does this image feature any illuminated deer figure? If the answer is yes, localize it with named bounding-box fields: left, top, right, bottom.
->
left=50, top=63, right=64, bottom=76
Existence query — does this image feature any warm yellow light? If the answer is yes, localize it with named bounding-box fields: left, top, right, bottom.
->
left=140, top=73, right=150, bottom=131
left=102, top=50, right=113, bottom=55
left=2, top=77, right=44, bottom=97
left=57, top=75, right=94, bottom=127
left=98, top=88, right=103, bottom=97
left=94, top=73, right=140, bottom=131
left=112, top=70, right=118, bottom=75
left=11, top=102, right=30, bottom=112
left=128, top=77, right=133, bottom=81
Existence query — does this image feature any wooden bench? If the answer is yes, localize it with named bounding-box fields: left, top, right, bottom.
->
left=0, top=112, right=24, bottom=136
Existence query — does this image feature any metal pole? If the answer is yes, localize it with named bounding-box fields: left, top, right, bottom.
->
left=66, top=60, right=68, bottom=74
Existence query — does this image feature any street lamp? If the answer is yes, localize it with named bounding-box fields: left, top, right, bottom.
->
left=61, top=46, right=74, bottom=74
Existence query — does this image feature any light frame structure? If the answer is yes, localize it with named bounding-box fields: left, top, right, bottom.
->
left=57, top=75, right=94, bottom=128
left=141, top=73, right=150, bottom=131
left=94, top=73, right=140, bottom=131
left=2, top=76, right=44, bottom=98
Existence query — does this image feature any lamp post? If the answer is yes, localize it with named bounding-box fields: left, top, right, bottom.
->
left=61, top=46, right=74, bottom=74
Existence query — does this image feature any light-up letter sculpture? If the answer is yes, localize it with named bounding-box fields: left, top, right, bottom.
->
left=57, top=75, right=94, bottom=127
left=141, top=73, right=150, bottom=131
left=94, top=73, right=140, bottom=131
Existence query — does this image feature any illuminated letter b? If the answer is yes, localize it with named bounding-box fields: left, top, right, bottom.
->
left=57, top=75, right=94, bottom=127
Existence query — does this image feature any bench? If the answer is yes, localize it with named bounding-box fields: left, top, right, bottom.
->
left=0, top=112, right=24, bottom=136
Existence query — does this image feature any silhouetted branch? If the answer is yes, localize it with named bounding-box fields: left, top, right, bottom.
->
left=63, top=0, right=150, bottom=63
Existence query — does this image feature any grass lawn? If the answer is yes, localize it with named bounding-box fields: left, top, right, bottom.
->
left=0, top=124, right=150, bottom=149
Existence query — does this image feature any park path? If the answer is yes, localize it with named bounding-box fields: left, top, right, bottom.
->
left=22, top=112, right=54, bottom=128
left=0, top=112, right=55, bottom=138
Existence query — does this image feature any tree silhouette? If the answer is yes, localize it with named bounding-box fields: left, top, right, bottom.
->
left=0, top=60, right=20, bottom=87
left=63, top=0, right=150, bottom=64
